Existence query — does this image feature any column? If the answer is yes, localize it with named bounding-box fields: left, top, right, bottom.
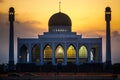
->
left=40, top=44, right=44, bottom=65
left=52, top=43, right=55, bottom=65
left=17, top=43, right=20, bottom=63
left=87, top=44, right=91, bottom=63
left=76, top=43, right=79, bottom=65
left=28, top=44, right=31, bottom=63
left=64, top=43, right=67, bottom=65
left=39, top=44, right=41, bottom=64
left=100, top=42, right=102, bottom=63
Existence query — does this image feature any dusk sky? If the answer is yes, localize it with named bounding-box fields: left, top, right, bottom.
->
left=0, top=0, right=120, bottom=64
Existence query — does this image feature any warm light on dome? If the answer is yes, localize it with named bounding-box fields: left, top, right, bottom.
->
left=48, top=12, right=72, bottom=32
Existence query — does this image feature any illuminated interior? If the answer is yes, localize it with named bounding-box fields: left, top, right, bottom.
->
left=44, top=45, right=52, bottom=62
left=79, top=45, right=88, bottom=62
left=55, top=45, right=64, bottom=63
left=31, top=44, right=40, bottom=62
left=67, top=45, right=76, bottom=62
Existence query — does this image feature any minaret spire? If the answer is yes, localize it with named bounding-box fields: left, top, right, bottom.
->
left=59, top=1, right=61, bottom=12
left=105, top=7, right=112, bottom=64
left=9, top=7, right=15, bottom=71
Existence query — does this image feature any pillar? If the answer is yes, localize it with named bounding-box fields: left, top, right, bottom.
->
left=64, top=43, right=67, bottom=65
left=40, top=44, right=44, bottom=65
left=52, top=43, right=55, bottom=65
left=28, top=44, right=32, bottom=63
left=105, top=7, right=112, bottom=64
left=87, top=44, right=91, bottom=63
left=76, top=43, right=79, bottom=65
left=8, top=7, right=15, bottom=70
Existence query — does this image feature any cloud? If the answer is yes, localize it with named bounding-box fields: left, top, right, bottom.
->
left=77, top=29, right=105, bottom=38
left=111, top=31, right=120, bottom=63
left=15, top=20, right=42, bottom=25
left=15, top=20, right=20, bottom=24
left=0, top=0, right=4, bottom=3
left=23, top=21, right=41, bottom=24
left=0, top=12, right=9, bottom=64
left=112, top=31, right=120, bottom=41
left=0, top=12, right=7, bottom=23
left=14, top=20, right=45, bottom=38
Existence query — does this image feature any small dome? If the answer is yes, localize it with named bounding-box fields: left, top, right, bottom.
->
left=105, top=7, right=111, bottom=12
left=48, top=12, right=72, bottom=26
left=48, top=12, right=72, bottom=32
left=9, top=7, right=15, bottom=12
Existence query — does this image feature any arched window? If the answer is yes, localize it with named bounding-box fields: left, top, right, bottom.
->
left=44, top=45, right=52, bottom=62
left=32, top=44, right=40, bottom=62
left=20, top=45, right=28, bottom=63
left=79, top=45, right=88, bottom=63
left=67, top=45, right=76, bottom=62
left=55, top=45, right=64, bottom=63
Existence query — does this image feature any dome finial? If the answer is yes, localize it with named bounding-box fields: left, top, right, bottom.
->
left=59, top=1, right=61, bottom=12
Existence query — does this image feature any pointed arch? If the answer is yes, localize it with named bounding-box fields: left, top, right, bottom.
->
left=44, top=44, right=52, bottom=62
left=67, top=44, right=76, bottom=62
left=31, top=44, right=40, bottom=62
left=55, top=45, right=64, bottom=63
left=20, top=45, right=28, bottom=63
left=79, top=45, right=88, bottom=63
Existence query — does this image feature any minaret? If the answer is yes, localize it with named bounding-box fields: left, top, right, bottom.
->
left=105, top=7, right=111, bottom=64
left=9, top=7, right=15, bottom=70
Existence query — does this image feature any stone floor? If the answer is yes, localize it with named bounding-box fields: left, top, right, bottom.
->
left=0, top=72, right=120, bottom=80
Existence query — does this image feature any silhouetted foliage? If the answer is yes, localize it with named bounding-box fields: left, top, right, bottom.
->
left=112, top=63, right=120, bottom=74
left=8, top=73, right=20, bottom=77
left=16, top=63, right=37, bottom=72
left=0, top=64, right=4, bottom=73
left=10, top=63, right=120, bottom=73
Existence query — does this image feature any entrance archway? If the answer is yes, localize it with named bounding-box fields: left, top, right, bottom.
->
left=44, top=45, right=52, bottom=63
left=79, top=45, right=88, bottom=63
left=55, top=45, right=64, bottom=64
left=31, top=44, right=40, bottom=62
left=20, top=45, right=28, bottom=63
left=67, top=45, right=76, bottom=62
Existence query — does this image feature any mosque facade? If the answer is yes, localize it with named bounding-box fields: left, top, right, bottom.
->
left=17, top=12, right=102, bottom=65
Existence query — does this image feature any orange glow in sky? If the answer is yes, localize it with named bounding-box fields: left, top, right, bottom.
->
left=1, top=0, right=120, bottom=34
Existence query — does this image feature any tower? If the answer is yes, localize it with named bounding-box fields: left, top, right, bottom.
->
left=9, top=7, right=15, bottom=70
left=105, top=7, right=111, bottom=64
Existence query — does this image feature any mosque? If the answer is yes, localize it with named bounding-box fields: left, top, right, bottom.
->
left=17, top=10, right=102, bottom=65
left=7, top=2, right=112, bottom=72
